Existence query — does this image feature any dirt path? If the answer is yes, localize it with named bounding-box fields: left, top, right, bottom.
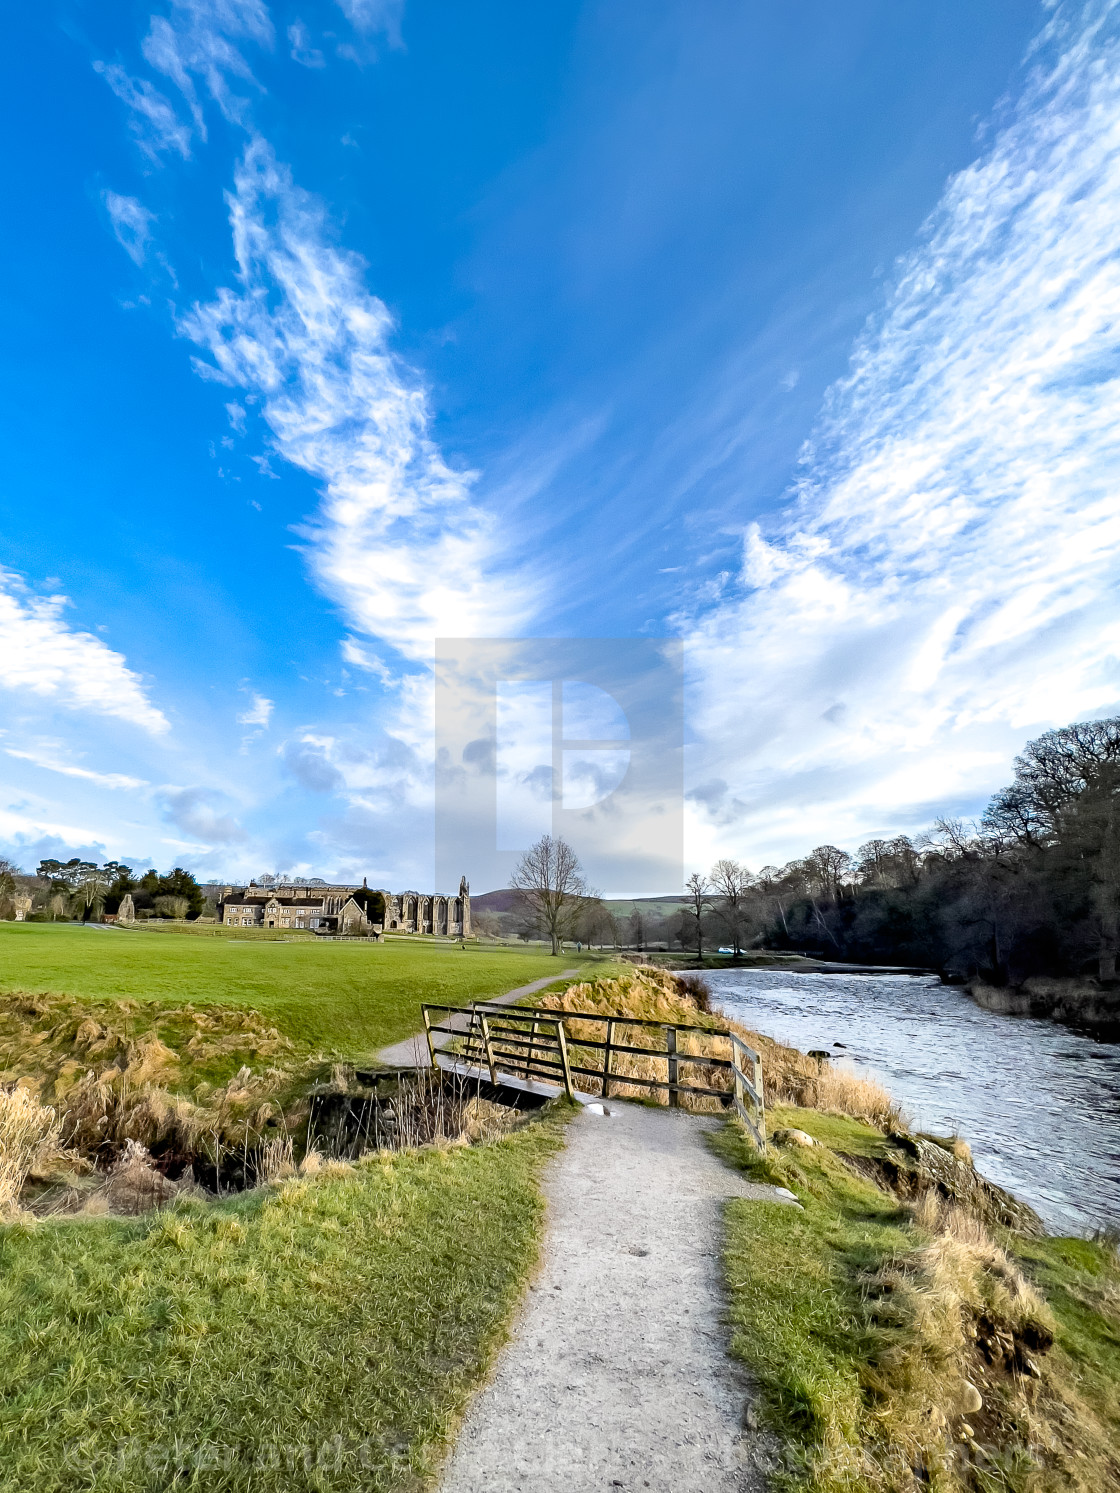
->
left=440, top=1102, right=794, bottom=1493
left=375, top=970, right=579, bottom=1068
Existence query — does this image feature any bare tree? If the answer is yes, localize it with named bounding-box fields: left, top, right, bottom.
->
left=682, top=872, right=714, bottom=962
left=802, top=845, right=853, bottom=901
left=511, top=835, right=595, bottom=955
left=710, top=857, right=752, bottom=958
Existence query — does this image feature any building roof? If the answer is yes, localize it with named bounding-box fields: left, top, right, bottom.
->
left=224, top=896, right=325, bottom=908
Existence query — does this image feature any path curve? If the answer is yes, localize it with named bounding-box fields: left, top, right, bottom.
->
left=375, top=970, right=580, bottom=1068
left=440, top=1103, right=792, bottom=1492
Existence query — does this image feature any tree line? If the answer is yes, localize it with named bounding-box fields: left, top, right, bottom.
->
left=0, top=859, right=208, bottom=923
left=681, top=716, right=1120, bottom=983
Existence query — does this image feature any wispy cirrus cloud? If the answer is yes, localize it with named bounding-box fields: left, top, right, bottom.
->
left=93, top=62, right=192, bottom=159
left=4, top=747, right=148, bottom=791
left=94, top=0, right=271, bottom=158
left=142, top=0, right=272, bottom=132
left=686, top=0, right=1120, bottom=865
left=179, top=138, right=532, bottom=660
left=0, top=574, right=169, bottom=736
left=334, top=0, right=404, bottom=46
left=102, top=191, right=154, bottom=266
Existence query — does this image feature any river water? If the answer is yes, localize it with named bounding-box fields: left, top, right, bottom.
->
left=707, top=969, right=1120, bottom=1236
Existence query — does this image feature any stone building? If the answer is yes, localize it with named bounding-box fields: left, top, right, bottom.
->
left=382, top=877, right=471, bottom=936
left=216, top=877, right=470, bottom=937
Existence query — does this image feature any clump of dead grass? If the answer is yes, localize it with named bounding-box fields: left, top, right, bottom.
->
left=0, top=1085, right=72, bottom=1216
left=99, top=1139, right=182, bottom=1215
left=855, top=1193, right=1060, bottom=1483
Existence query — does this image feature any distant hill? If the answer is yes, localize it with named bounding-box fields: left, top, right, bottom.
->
left=472, top=889, right=522, bottom=914
left=474, top=889, right=686, bottom=916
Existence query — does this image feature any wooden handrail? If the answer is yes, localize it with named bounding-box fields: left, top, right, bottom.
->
left=417, top=1002, right=766, bottom=1150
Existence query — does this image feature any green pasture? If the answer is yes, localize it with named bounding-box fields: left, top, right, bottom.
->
left=0, top=924, right=594, bottom=1058
left=0, top=1110, right=571, bottom=1493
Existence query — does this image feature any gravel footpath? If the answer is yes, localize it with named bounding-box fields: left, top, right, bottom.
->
left=376, top=971, right=579, bottom=1068
left=440, top=1101, right=793, bottom=1493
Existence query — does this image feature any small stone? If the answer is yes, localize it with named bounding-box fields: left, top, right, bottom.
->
left=960, top=1382, right=983, bottom=1414
left=774, top=1128, right=816, bottom=1148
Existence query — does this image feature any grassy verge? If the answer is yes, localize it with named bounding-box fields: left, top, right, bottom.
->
left=0, top=1107, right=571, bottom=1493
left=0, top=923, right=594, bottom=1056
left=714, top=1106, right=1120, bottom=1493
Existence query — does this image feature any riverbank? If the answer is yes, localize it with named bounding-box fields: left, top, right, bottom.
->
left=966, top=977, right=1120, bottom=1039
left=707, top=968, right=1120, bottom=1235
left=715, top=1110, right=1120, bottom=1493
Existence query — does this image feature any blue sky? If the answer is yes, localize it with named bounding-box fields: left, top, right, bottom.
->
left=2, top=0, right=1120, bottom=891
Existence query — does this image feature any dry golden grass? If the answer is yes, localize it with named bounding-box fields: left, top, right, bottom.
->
left=0, top=1086, right=69, bottom=1217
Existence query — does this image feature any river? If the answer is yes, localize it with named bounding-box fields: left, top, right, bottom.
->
left=707, top=968, right=1120, bottom=1236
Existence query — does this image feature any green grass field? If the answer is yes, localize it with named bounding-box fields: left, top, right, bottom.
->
left=0, top=1110, right=571, bottom=1493
left=0, top=924, right=596, bottom=1058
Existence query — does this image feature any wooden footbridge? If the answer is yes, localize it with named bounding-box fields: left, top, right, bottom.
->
left=420, top=1002, right=766, bottom=1150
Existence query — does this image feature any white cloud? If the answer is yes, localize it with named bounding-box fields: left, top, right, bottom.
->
left=281, top=734, right=344, bottom=792
left=142, top=0, right=272, bottom=135
left=102, top=191, right=154, bottom=266
left=335, top=0, right=404, bottom=43
left=179, top=138, right=533, bottom=661
left=236, top=691, right=274, bottom=727
left=686, top=0, right=1120, bottom=866
left=96, top=1, right=271, bottom=157
left=92, top=63, right=193, bottom=160
left=4, top=748, right=148, bottom=791
left=288, top=22, right=325, bottom=68
left=0, top=573, right=169, bottom=736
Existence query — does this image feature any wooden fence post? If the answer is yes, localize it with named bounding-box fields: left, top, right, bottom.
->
left=554, top=1020, right=576, bottom=1101
left=479, top=1015, right=499, bottom=1085
left=666, top=1026, right=679, bottom=1108
left=602, top=1018, right=614, bottom=1098
left=753, top=1053, right=766, bottom=1147
left=422, top=1007, right=436, bottom=1069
